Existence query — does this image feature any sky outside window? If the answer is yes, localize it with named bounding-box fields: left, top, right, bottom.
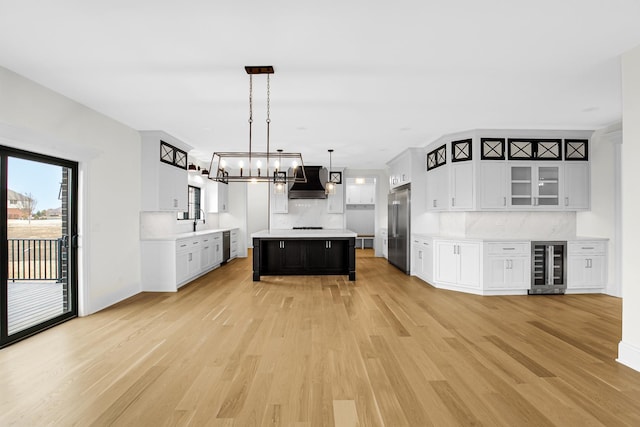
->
left=8, top=157, right=62, bottom=211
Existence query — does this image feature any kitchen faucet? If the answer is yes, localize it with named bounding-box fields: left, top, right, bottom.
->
left=193, top=209, right=206, bottom=232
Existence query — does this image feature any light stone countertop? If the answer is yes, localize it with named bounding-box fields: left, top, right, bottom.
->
left=251, top=229, right=357, bottom=239
left=141, top=228, right=238, bottom=241
left=411, top=233, right=608, bottom=242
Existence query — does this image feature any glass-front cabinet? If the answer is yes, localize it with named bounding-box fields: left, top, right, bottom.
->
left=509, top=164, right=560, bottom=208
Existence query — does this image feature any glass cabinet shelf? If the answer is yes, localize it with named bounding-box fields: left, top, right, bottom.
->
left=510, top=165, right=560, bottom=207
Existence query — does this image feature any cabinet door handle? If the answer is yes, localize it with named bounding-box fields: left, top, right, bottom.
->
left=565, top=197, right=569, bottom=206
left=433, top=199, right=437, bottom=208
left=503, top=197, right=506, bottom=206
left=582, top=247, right=594, bottom=250
left=452, top=197, right=455, bottom=207
left=503, top=248, right=515, bottom=251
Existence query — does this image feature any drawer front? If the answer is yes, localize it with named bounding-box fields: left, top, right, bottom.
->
left=568, top=241, right=606, bottom=255
left=486, top=242, right=529, bottom=255
left=176, top=239, right=192, bottom=254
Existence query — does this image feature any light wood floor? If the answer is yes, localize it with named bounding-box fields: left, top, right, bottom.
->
left=1, top=250, right=640, bottom=426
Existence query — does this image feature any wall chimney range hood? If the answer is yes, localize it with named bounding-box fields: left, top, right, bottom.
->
left=288, top=166, right=327, bottom=199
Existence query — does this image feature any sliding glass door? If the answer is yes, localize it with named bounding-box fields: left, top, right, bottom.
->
left=1, top=146, right=78, bottom=348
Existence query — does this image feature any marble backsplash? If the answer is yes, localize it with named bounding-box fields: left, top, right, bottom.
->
left=271, top=199, right=345, bottom=229
left=439, top=211, right=577, bottom=239
left=140, top=211, right=220, bottom=238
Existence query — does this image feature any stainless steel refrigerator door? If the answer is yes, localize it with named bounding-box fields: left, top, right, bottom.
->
left=388, top=188, right=410, bottom=274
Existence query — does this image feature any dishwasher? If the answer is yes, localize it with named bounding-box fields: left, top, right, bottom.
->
left=222, top=230, right=231, bottom=263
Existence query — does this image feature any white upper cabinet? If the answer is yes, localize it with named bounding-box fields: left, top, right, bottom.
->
left=508, top=164, right=561, bottom=209
left=421, top=130, right=592, bottom=213
left=450, top=162, right=474, bottom=210
left=387, top=150, right=412, bottom=189
left=426, top=165, right=449, bottom=211
left=479, top=162, right=507, bottom=209
left=327, top=168, right=345, bottom=214
left=141, top=131, right=191, bottom=212
left=346, top=181, right=375, bottom=205
left=207, top=181, right=229, bottom=213
left=563, top=162, right=590, bottom=210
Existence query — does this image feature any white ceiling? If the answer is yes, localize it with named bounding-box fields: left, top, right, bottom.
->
left=2, top=1, right=640, bottom=169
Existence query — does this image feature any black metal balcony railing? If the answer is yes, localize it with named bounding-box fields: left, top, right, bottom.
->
left=8, top=238, right=63, bottom=282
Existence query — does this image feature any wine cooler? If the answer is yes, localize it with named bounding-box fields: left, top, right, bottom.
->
left=529, top=241, right=567, bottom=294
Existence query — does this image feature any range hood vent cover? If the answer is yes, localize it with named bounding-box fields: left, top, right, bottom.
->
left=288, top=166, right=327, bottom=199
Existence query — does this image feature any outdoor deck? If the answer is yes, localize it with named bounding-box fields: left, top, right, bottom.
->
left=7, top=280, right=65, bottom=335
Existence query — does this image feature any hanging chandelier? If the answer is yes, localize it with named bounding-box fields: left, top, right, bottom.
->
left=208, top=66, right=306, bottom=184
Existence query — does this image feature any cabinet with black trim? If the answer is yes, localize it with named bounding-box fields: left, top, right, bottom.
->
left=426, top=144, right=449, bottom=211
left=449, top=139, right=474, bottom=210
left=507, top=139, right=562, bottom=160
left=141, top=131, right=191, bottom=212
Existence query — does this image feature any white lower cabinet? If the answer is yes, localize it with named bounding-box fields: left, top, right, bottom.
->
left=212, top=233, right=223, bottom=266
left=411, top=236, right=433, bottom=284
left=434, top=240, right=481, bottom=291
left=142, top=230, right=234, bottom=292
left=567, top=241, right=607, bottom=291
left=200, top=233, right=222, bottom=271
left=483, top=242, right=531, bottom=292
left=230, top=228, right=239, bottom=259
left=177, top=237, right=203, bottom=287
left=428, top=238, right=606, bottom=296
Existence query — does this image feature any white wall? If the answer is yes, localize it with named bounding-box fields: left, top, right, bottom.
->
left=619, top=44, right=640, bottom=372
left=0, top=66, right=141, bottom=316
left=247, top=181, right=269, bottom=247
left=220, top=181, right=248, bottom=257
left=576, top=124, right=621, bottom=297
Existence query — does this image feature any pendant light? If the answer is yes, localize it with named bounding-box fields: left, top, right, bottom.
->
left=274, top=149, right=286, bottom=194
left=325, top=149, right=336, bottom=195
left=208, top=66, right=306, bottom=184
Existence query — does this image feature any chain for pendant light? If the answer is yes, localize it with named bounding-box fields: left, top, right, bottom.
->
left=248, top=74, right=253, bottom=176
left=266, top=74, right=271, bottom=177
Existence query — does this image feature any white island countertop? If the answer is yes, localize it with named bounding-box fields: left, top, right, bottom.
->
left=252, top=229, right=357, bottom=239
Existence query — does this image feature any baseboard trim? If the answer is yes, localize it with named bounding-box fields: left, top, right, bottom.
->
left=617, top=341, right=640, bottom=373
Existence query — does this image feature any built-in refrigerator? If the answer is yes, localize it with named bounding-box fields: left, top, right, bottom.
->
left=388, top=186, right=410, bottom=274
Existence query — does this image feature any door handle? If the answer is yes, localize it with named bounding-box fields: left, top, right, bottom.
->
left=452, top=197, right=455, bottom=207
left=503, top=197, right=506, bottom=206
